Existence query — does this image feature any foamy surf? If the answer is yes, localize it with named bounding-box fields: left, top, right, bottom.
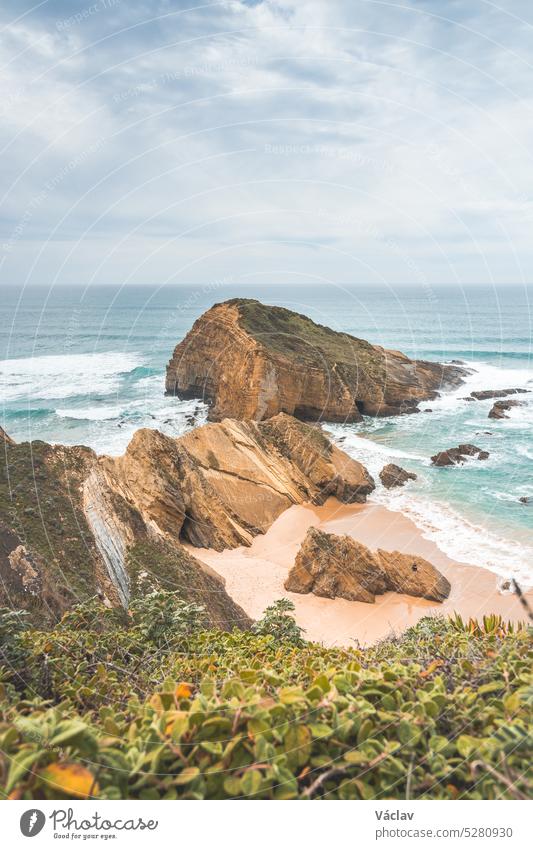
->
left=327, top=357, right=533, bottom=588
left=373, top=488, right=533, bottom=588
left=0, top=351, right=143, bottom=401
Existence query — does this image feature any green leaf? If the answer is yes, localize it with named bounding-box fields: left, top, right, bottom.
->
left=478, top=681, right=504, bottom=696
left=6, top=750, right=44, bottom=794
left=174, top=766, right=200, bottom=785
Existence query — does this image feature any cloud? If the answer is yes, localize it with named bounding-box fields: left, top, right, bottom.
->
left=1, top=0, right=533, bottom=286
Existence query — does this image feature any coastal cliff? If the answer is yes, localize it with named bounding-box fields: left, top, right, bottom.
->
left=0, top=435, right=251, bottom=629
left=98, top=412, right=374, bottom=551
left=166, top=299, right=467, bottom=421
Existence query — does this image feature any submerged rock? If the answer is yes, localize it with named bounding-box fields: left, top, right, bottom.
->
left=379, top=463, right=417, bottom=489
left=285, top=527, right=450, bottom=603
left=431, top=444, right=489, bottom=466
left=519, top=496, right=531, bottom=505
left=470, top=388, right=527, bottom=401
left=488, top=399, right=522, bottom=419
left=166, top=298, right=467, bottom=423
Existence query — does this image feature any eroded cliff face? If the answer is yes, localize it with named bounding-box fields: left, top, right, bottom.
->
left=101, top=413, right=374, bottom=551
left=0, top=414, right=373, bottom=626
left=0, top=434, right=251, bottom=629
left=0, top=439, right=121, bottom=626
left=166, top=299, right=467, bottom=422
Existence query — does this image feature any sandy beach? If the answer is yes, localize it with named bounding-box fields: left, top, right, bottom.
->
left=190, top=498, right=531, bottom=647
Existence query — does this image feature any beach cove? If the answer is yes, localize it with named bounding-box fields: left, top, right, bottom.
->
left=190, top=497, right=531, bottom=647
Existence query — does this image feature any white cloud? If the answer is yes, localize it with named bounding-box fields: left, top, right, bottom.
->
left=1, top=0, right=533, bottom=286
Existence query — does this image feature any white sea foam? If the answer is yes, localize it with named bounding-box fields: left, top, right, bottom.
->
left=0, top=351, right=142, bottom=401
left=327, top=364, right=533, bottom=588
left=56, top=405, right=124, bottom=421
left=428, top=360, right=533, bottom=415
left=374, top=487, right=533, bottom=587
left=54, top=397, right=209, bottom=456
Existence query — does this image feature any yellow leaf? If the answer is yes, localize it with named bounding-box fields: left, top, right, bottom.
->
left=149, top=694, right=163, bottom=713
left=39, top=762, right=99, bottom=799
left=420, top=659, right=444, bottom=678
left=174, top=682, right=193, bottom=700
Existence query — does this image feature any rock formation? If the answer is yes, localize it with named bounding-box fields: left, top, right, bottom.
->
left=0, top=425, right=15, bottom=445
left=166, top=299, right=467, bottom=422
left=0, top=432, right=250, bottom=629
left=488, top=399, right=523, bottom=419
left=379, top=463, right=417, bottom=489
left=101, top=413, right=374, bottom=551
left=469, top=388, right=527, bottom=401
left=285, top=527, right=450, bottom=603
left=519, top=496, right=531, bottom=505
left=431, top=444, right=489, bottom=466
left=0, top=416, right=373, bottom=626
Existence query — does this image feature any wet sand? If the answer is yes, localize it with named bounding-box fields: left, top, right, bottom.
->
left=189, top=498, right=531, bottom=647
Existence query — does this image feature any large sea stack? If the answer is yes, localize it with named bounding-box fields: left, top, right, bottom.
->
left=166, top=299, right=467, bottom=422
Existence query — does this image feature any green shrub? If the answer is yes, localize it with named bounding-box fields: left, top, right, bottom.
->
left=251, top=598, right=305, bottom=646
left=0, top=609, right=530, bottom=800
left=129, top=590, right=208, bottom=648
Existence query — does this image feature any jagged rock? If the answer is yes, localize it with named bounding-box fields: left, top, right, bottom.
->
left=519, top=496, right=531, bottom=505
left=285, top=527, right=450, bottom=603
left=470, top=388, right=527, bottom=401
left=488, top=400, right=522, bottom=419
left=431, top=444, right=489, bottom=466
left=103, top=413, right=374, bottom=551
left=0, top=409, right=374, bottom=626
left=376, top=548, right=450, bottom=601
left=0, top=426, right=15, bottom=445
left=379, top=463, right=417, bottom=489
left=7, top=545, right=42, bottom=595
left=0, top=437, right=251, bottom=629
left=166, top=299, right=467, bottom=422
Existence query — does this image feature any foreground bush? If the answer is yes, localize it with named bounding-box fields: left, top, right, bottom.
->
left=0, top=598, right=531, bottom=800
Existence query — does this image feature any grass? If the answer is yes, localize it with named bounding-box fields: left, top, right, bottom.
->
left=230, top=298, right=388, bottom=381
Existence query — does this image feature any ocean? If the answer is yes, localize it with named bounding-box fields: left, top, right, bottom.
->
left=1, top=283, right=532, bottom=587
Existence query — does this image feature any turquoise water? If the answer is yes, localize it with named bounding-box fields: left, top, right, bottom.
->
left=1, top=283, right=532, bottom=584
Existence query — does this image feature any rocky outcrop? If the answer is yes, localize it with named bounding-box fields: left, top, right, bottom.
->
left=285, top=527, right=450, bottom=603
left=0, top=415, right=372, bottom=626
left=519, top=496, right=531, bottom=505
left=7, top=545, right=42, bottom=595
left=469, top=388, right=527, bottom=401
left=431, top=444, right=489, bottom=466
left=0, top=426, right=15, bottom=445
left=166, top=299, right=467, bottom=423
left=102, top=413, right=374, bottom=551
left=0, top=430, right=251, bottom=629
left=488, top=400, right=522, bottom=419
left=379, top=463, right=417, bottom=489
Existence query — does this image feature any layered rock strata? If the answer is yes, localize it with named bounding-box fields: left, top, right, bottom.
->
left=285, top=527, right=450, bottom=603
left=0, top=415, right=373, bottom=626
left=166, top=299, right=467, bottom=422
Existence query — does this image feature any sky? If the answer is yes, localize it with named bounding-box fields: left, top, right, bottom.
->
left=1, top=0, right=533, bottom=287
